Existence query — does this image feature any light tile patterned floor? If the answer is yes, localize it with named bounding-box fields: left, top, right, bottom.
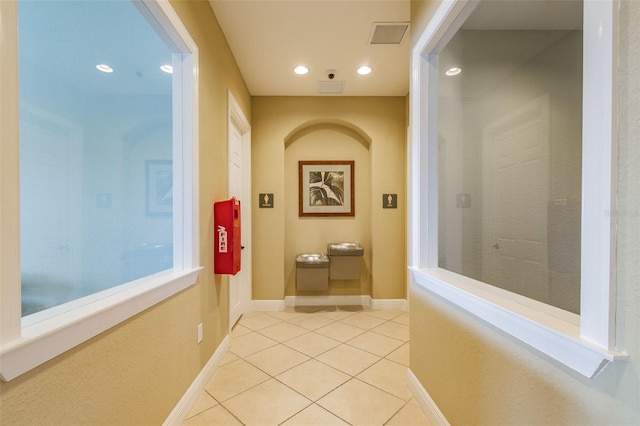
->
left=182, top=306, right=431, bottom=426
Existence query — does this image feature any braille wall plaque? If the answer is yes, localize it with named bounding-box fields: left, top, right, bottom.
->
left=382, top=194, right=398, bottom=209
left=259, top=193, right=274, bottom=208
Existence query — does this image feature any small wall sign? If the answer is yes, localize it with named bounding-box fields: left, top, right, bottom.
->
left=259, top=193, right=274, bottom=208
left=382, top=194, right=398, bottom=209
left=456, top=193, right=471, bottom=208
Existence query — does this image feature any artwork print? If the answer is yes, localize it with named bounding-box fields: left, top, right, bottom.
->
left=298, top=160, right=354, bottom=217
left=309, top=170, right=344, bottom=206
left=146, top=160, right=173, bottom=217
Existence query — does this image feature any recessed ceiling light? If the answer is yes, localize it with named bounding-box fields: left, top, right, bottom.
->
left=357, top=65, right=372, bottom=75
left=96, top=64, right=113, bottom=73
left=294, top=65, right=309, bottom=75
left=445, top=67, right=462, bottom=76
left=160, top=64, right=173, bottom=74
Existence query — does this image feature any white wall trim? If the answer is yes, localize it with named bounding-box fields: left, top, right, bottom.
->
left=163, top=335, right=230, bottom=426
left=251, top=299, right=286, bottom=311
left=580, top=0, right=619, bottom=349
left=1, top=269, right=202, bottom=381
left=411, top=268, right=628, bottom=378
left=252, top=297, right=408, bottom=311
left=284, top=295, right=372, bottom=308
left=407, top=368, right=450, bottom=426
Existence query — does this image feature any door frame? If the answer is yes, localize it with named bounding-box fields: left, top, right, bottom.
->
left=227, top=90, right=251, bottom=330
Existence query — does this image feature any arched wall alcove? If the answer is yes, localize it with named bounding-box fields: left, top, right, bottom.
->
left=251, top=96, right=407, bottom=303
left=284, top=119, right=373, bottom=297
left=284, top=119, right=372, bottom=149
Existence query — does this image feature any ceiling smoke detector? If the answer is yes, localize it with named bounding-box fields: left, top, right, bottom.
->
left=369, top=22, right=409, bottom=45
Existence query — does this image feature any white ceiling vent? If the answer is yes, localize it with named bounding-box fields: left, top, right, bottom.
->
left=369, top=22, right=409, bottom=45
left=318, top=81, right=345, bottom=94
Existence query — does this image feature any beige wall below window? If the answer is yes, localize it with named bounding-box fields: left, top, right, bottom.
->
left=0, top=1, right=251, bottom=424
left=409, top=0, right=640, bottom=423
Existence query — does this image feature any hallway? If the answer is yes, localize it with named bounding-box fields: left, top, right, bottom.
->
left=182, top=307, right=430, bottom=425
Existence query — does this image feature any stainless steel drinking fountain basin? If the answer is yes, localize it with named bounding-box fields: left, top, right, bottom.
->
left=296, top=253, right=330, bottom=266
left=328, top=242, right=364, bottom=256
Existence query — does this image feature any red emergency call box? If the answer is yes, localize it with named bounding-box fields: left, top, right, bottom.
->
left=214, top=197, right=241, bottom=275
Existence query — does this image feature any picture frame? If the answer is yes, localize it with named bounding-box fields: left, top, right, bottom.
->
left=298, top=160, right=354, bottom=217
left=145, top=160, right=173, bottom=217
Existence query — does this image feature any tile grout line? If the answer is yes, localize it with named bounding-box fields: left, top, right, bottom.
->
left=227, top=343, right=394, bottom=421
left=188, top=308, right=415, bottom=425
left=238, top=312, right=409, bottom=379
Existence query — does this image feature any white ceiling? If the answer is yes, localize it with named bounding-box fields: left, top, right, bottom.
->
left=18, top=1, right=582, bottom=100
left=208, top=0, right=584, bottom=97
left=208, top=0, right=411, bottom=97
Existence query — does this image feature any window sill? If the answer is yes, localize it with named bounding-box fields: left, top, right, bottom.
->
left=0, top=267, right=202, bottom=381
left=410, top=267, right=629, bottom=378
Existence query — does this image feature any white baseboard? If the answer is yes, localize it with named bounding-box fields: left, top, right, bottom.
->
left=253, top=296, right=408, bottom=310
left=407, top=368, right=450, bottom=426
left=284, top=295, right=372, bottom=307
left=163, top=335, right=230, bottom=426
left=251, top=299, right=286, bottom=311
left=370, top=298, right=408, bottom=311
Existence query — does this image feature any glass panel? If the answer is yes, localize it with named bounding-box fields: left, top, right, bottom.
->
left=19, top=0, right=174, bottom=316
left=437, top=1, right=583, bottom=313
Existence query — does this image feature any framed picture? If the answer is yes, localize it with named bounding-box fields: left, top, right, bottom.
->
left=298, top=160, right=354, bottom=217
left=145, top=160, right=173, bottom=217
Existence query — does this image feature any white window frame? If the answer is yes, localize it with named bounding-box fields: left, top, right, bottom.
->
left=408, top=0, right=629, bottom=378
left=0, top=0, right=201, bottom=381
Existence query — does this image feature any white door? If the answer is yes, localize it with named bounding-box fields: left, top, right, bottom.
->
left=482, top=95, right=550, bottom=303
left=227, top=93, right=251, bottom=330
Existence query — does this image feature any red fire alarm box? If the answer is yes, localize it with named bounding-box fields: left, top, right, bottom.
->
left=214, top=197, right=241, bottom=275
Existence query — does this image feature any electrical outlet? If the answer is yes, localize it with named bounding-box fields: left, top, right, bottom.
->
left=197, top=323, right=203, bottom=344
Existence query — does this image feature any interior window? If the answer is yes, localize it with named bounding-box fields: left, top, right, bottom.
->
left=19, top=0, right=174, bottom=316
left=436, top=1, right=583, bottom=313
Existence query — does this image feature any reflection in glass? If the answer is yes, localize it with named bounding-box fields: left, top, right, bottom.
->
left=437, top=1, right=583, bottom=313
left=19, top=1, right=174, bottom=316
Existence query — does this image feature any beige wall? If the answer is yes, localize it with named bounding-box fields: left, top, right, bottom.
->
left=409, top=0, right=640, bottom=424
left=0, top=1, right=250, bottom=424
left=410, top=0, right=441, bottom=46
left=285, top=126, right=373, bottom=296
left=252, top=97, right=407, bottom=301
